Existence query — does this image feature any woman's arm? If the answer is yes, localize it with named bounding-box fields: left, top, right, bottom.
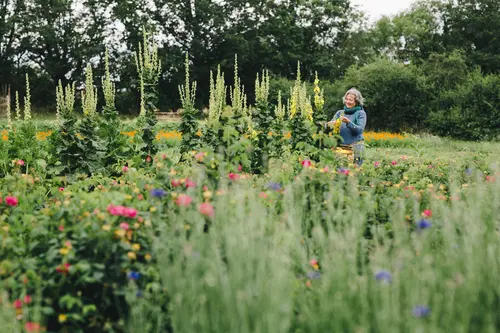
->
left=346, top=111, right=366, bottom=135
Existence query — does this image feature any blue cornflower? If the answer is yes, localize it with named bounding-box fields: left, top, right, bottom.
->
left=307, top=271, right=322, bottom=280
left=412, top=305, right=430, bottom=318
left=266, top=182, right=282, bottom=191
left=416, top=219, right=432, bottom=230
left=127, top=271, right=140, bottom=280
left=374, top=270, right=392, bottom=283
left=150, top=188, right=167, bottom=197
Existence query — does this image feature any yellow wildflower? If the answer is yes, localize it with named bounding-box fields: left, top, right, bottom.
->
left=127, top=251, right=137, bottom=260
left=132, top=243, right=141, bottom=251
left=58, top=314, right=67, bottom=323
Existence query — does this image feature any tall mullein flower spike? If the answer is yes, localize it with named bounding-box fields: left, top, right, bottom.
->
left=82, top=64, right=97, bottom=117
left=15, top=91, right=21, bottom=121
left=178, top=52, right=197, bottom=109
left=24, top=74, right=32, bottom=121
left=275, top=90, right=285, bottom=121
left=313, top=71, right=325, bottom=112
left=102, top=48, right=116, bottom=109
left=6, top=86, right=12, bottom=130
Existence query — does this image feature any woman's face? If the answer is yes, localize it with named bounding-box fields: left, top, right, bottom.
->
left=344, top=94, right=357, bottom=108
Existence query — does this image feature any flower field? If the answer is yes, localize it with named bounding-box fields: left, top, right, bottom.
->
left=1, top=119, right=499, bottom=333
left=1, top=43, right=500, bottom=333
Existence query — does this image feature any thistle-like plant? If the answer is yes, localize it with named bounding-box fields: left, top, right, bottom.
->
left=6, top=86, right=12, bottom=130
left=251, top=69, right=272, bottom=173
left=15, top=91, right=21, bottom=122
left=178, top=52, right=200, bottom=155
left=289, top=62, right=314, bottom=151
left=100, top=48, right=125, bottom=168
left=24, top=74, right=32, bottom=121
left=135, top=30, right=162, bottom=160
left=74, top=64, right=105, bottom=175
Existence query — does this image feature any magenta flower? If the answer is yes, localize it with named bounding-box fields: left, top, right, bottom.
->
left=5, top=196, right=18, bottom=206
left=301, top=160, right=312, bottom=168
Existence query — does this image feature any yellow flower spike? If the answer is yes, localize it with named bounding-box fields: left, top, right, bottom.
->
left=133, top=188, right=141, bottom=194
left=127, top=252, right=137, bottom=260
left=59, top=248, right=69, bottom=256
left=203, top=191, right=213, bottom=199
left=313, top=264, right=319, bottom=271
left=102, top=225, right=111, bottom=231
left=115, top=229, right=126, bottom=237
left=150, top=206, right=157, bottom=212
left=132, top=243, right=141, bottom=251
left=125, top=195, right=133, bottom=200
left=145, top=253, right=152, bottom=261
left=58, top=314, right=68, bottom=323
left=184, top=224, right=191, bottom=231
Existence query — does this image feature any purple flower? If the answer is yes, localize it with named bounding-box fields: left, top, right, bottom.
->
left=266, top=182, right=282, bottom=191
left=127, top=271, right=140, bottom=280
left=374, top=270, right=392, bottom=283
left=307, top=271, right=322, bottom=280
left=416, top=219, right=432, bottom=230
left=150, top=188, right=167, bottom=197
left=412, top=305, right=430, bottom=318
left=337, top=168, right=349, bottom=175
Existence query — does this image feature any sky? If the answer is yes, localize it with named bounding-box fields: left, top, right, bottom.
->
left=351, top=0, right=418, bottom=21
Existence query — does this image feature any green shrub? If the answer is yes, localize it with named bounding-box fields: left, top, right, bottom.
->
left=428, top=70, right=500, bottom=141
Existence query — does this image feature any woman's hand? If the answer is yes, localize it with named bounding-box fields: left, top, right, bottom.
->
left=341, top=116, right=350, bottom=124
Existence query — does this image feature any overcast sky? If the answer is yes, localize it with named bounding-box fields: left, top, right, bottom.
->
left=351, top=0, right=417, bottom=21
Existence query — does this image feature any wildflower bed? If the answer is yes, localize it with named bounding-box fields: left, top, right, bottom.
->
left=1, top=127, right=499, bottom=333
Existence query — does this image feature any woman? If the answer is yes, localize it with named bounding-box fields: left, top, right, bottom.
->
left=326, top=88, right=367, bottom=166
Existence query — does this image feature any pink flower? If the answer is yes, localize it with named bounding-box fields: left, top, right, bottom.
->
left=137, top=194, right=144, bottom=200
left=199, top=203, right=214, bottom=217
left=122, top=166, right=129, bottom=173
left=374, top=161, right=381, bottom=168
left=401, top=155, right=408, bottom=160
left=24, top=295, right=32, bottom=304
left=259, top=192, right=268, bottom=199
left=124, top=207, right=137, bottom=218
left=301, top=160, right=312, bottom=168
left=309, top=259, right=318, bottom=267
left=59, top=225, right=65, bottom=232
left=146, top=155, right=152, bottom=163
left=422, top=209, right=432, bottom=218
left=195, top=152, right=206, bottom=162
left=185, top=178, right=196, bottom=188
left=17, top=159, right=25, bottom=166
left=175, top=194, right=193, bottom=207
left=25, top=322, right=41, bottom=332
left=171, top=179, right=181, bottom=187
left=58, top=187, right=65, bottom=192
left=5, top=196, right=18, bottom=206
left=13, top=299, right=22, bottom=309
left=237, top=164, right=243, bottom=172
left=228, top=173, right=240, bottom=181
left=161, top=154, right=167, bottom=160
left=119, top=222, right=130, bottom=230
left=391, top=161, right=397, bottom=166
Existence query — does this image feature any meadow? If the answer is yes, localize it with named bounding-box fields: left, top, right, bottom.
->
left=1, top=41, right=500, bottom=333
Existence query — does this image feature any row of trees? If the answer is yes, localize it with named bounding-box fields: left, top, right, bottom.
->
left=1, top=0, right=499, bottom=112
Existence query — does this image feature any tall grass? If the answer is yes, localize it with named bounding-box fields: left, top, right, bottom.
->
left=123, top=166, right=500, bottom=333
